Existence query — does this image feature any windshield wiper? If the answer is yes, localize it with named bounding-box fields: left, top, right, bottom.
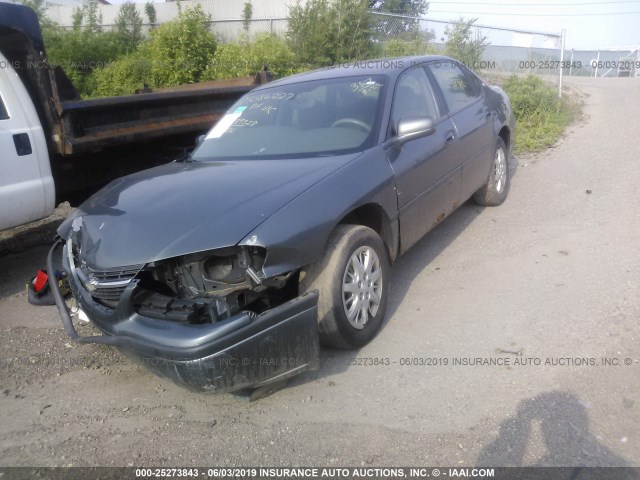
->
left=174, top=148, right=195, bottom=163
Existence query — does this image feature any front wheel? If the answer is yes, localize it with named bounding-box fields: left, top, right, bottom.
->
left=300, top=225, right=390, bottom=349
left=473, top=137, right=510, bottom=206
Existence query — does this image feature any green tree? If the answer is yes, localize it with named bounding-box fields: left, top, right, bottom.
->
left=85, top=0, right=103, bottom=35
left=69, top=0, right=103, bottom=34
left=145, top=5, right=216, bottom=86
left=44, top=27, right=130, bottom=97
left=91, top=50, right=152, bottom=97
left=444, top=18, right=488, bottom=69
left=370, top=0, right=427, bottom=16
left=382, top=34, right=436, bottom=57
left=93, top=5, right=217, bottom=96
left=203, top=33, right=298, bottom=80
left=287, top=0, right=374, bottom=67
left=335, top=0, right=373, bottom=61
left=242, top=2, right=253, bottom=34
left=44, top=0, right=134, bottom=97
left=116, top=2, right=143, bottom=51
left=144, top=1, right=157, bottom=27
left=72, top=6, right=84, bottom=31
left=369, top=0, right=428, bottom=39
left=287, top=0, right=335, bottom=66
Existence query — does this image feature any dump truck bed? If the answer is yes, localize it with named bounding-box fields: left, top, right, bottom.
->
left=0, top=3, right=270, bottom=202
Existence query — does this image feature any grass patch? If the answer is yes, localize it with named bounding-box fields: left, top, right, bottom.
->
left=502, top=75, right=581, bottom=154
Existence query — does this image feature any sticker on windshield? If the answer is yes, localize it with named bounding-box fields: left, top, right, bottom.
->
left=206, top=112, right=242, bottom=139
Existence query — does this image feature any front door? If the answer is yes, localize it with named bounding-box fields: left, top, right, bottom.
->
left=386, top=65, right=462, bottom=253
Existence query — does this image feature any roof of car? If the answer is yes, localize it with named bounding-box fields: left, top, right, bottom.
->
left=255, top=55, right=456, bottom=90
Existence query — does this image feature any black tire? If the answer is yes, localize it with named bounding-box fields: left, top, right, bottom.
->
left=473, top=137, right=510, bottom=206
left=300, top=225, right=390, bottom=349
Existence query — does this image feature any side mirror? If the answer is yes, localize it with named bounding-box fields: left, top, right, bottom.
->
left=395, top=117, right=436, bottom=146
left=196, top=134, right=206, bottom=146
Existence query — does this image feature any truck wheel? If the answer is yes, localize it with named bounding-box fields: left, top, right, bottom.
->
left=473, top=138, right=509, bottom=206
left=301, top=225, right=390, bottom=349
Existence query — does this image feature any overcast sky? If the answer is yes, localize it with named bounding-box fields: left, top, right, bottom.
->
left=424, top=0, right=640, bottom=50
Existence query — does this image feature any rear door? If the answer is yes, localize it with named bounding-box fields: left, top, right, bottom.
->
left=386, top=65, right=461, bottom=253
left=426, top=61, right=494, bottom=201
left=0, top=60, right=54, bottom=230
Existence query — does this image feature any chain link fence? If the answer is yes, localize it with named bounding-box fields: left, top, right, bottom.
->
left=208, top=18, right=288, bottom=42
left=52, top=0, right=632, bottom=91
left=369, top=13, right=565, bottom=93
left=562, top=48, right=640, bottom=77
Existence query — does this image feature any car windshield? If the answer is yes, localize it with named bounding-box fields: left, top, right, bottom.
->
left=191, top=75, right=387, bottom=160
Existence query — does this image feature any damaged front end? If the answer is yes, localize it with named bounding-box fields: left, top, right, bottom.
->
left=134, top=246, right=296, bottom=324
left=48, top=238, right=320, bottom=394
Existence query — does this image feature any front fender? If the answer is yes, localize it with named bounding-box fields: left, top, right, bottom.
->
left=240, top=146, right=398, bottom=277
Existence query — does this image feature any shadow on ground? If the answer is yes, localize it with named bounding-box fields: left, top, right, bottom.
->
left=476, top=390, right=636, bottom=472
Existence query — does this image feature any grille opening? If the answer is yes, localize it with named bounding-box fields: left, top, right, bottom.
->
left=78, top=263, right=144, bottom=308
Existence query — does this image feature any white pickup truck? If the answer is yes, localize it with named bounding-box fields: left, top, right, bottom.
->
left=0, top=3, right=270, bottom=231
left=0, top=48, right=55, bottom=230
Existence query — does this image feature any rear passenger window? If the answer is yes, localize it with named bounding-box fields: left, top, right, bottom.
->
left=428, top=62, right=480, bottom=113
left=464, top=68, right=484, bottom=95
left=0, top=94, right=9, bottom=120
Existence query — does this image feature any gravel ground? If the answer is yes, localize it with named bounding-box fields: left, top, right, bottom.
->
left=0, top=76, right=638, bottom=469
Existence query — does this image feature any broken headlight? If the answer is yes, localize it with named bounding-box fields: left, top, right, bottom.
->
left=134, top=247, right=267, bottom=323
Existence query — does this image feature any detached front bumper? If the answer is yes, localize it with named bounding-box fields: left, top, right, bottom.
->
left=48, top=240, right=320, bottom=393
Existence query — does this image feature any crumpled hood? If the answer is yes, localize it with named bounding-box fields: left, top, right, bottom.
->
left=58, top=156, right=354, bottom=269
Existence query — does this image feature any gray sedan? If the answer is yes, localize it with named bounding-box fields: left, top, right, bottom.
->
left=50, top=56, right=516, bottom=395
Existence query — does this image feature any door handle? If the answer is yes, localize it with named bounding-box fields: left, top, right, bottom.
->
left=13, top=133, right=32, bottom=156
left=445, top=131, right=456, bottom=144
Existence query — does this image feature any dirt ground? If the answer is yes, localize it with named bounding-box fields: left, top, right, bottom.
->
left=0, top=76, right=638, bottom=469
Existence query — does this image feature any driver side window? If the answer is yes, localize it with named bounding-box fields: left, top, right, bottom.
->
left=390, top=67, right=439, bottom=136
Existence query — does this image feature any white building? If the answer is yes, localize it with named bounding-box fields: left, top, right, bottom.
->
left=44, top=0, right=290, bottom=29
left=0, top=0, right=109, bottom=8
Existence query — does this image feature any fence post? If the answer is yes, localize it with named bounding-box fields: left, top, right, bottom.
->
left=558, top=29, right=565, bottom=98
left=569, top=49, right=574, bottom=77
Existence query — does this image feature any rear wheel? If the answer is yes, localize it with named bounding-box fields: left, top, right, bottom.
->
left=473, top=137, right=509, bottom=206
left=301, top=225, right=390, bottom=349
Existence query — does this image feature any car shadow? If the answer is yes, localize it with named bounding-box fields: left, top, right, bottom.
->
left=476, top=390, right=636, bottom=471
left=285, top=155, right=521, bottom=390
